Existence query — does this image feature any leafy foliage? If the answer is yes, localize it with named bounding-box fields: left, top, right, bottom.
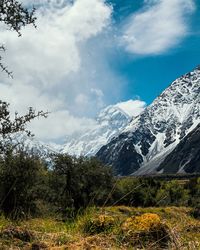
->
left=49, top=155, right=114, bottom=218
left=0, top=149, right=46, bottom=219
left=155, top=180, right=189, bottom=206
left=121, top=213, right=170, bottom=248
left=111, top=177, right=161, bottom=207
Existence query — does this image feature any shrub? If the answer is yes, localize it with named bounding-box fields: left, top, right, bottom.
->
left=0, top=149, right=46, bottom=219
left=121, top=213, right=170, bottom=248
left=122, top=213, right=161, bottom=232
left=187, top=178, right=200, bottom=207
left=81, top=214, right=115, bottom=235
left=155, top=180, right=189, bottom=206
left=190, top=206, right=200, bottom=219
left=49, top=155, right=113, bottom=217
left=112, top=177, right=160, bottom=207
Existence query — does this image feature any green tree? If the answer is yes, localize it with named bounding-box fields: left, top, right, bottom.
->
left=49, top=154, right=76, bottom=217
left=0, top=1, right=49, bottom=220
left=49, top=155, right=113, bottom=218
left=0, top=149, right=46, bottom=219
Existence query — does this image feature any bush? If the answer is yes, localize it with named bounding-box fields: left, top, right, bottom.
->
left=155, top=180, right=189, bottom=206
left=112, top=177, right=161, bottom=207
left=121, top=213, right=170, bottom=248
left=49, top=155, right=114, bottom=218
left=0, top=149, right=47, bottom=219
left=187, top=178, right=200, bottom=207
left=81, top=214, right=115, bottom=235
left=190, top=206, right=200, bottom=219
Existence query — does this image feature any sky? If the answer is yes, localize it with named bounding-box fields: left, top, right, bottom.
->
left=0, top=0, right=199, bottom=143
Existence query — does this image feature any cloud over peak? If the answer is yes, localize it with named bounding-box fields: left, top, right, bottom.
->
left=116, top=100, right=146, bottom=117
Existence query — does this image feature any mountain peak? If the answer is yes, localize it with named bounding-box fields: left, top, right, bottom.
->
left=97, top=67, right=200, bottom=175
left=115, top=100, right=146, bottom=117
left=61, top=100, right=145, bottom=157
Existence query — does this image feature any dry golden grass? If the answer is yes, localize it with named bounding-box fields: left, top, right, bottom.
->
left=0, top=206, right=200, bottom=249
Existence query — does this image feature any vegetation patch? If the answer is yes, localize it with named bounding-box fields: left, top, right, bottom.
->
left=190, top=206, right=200, bottom=219
left=121, top=213, right=171, bottom=248
left=81, top=214, right=116, bottom=235
left=31, top=241, right=48, bottom=250
left=0, top=226, right=34, bottom=242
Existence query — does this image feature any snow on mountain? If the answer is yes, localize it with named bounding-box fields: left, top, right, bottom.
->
left=4, top=100, right=145, bottom=160
left=97, top=66, right=200, bottom=175
left=10, top=133, right=58, bottom=160
left=60, top=100, right=146, bottom=156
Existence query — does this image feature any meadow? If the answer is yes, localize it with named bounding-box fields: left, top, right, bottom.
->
left=1, top=206, right=200, bottom=249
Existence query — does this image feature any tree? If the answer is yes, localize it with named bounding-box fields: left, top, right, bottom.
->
left=0, top=1, right=49, bottom=219
left=0, top=149, right=46, bottom=219
left=0, top=0, right=36, bottom=76
left=0, top=101, right=48, bottom=152
left=0, top=1, right=48, bottom=150
left=49, top=155, right=113, bottom=218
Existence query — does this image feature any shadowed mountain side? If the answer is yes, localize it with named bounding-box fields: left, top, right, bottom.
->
left=157, top=124, right=200, bottom=174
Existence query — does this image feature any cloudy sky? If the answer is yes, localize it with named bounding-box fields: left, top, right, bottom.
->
left=0, top=0, right=199, bottom=143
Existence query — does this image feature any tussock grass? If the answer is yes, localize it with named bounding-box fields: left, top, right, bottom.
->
left=0, top=207, right=200, bottom=249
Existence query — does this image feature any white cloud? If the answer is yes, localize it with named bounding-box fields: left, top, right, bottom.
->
left=29, top=110, right=96, bottom=142
left=0, top=0, right=112, bottom=85
left=0, top=0, right=117, bottom=142
left=116, top=100, right=146, bottom=117
left=122, top=0, right=195, bottom=55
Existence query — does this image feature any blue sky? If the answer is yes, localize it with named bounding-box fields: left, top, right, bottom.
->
left=0, top=0, right=199, bottom=142
left=107, top=0, right=200, bottom=104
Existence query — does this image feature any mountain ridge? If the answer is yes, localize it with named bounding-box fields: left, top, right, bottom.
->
left=61, top=101, right=142, bottom=156
left=96, top=66, right=200, bottom=175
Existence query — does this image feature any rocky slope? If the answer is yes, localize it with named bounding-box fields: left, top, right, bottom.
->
left=97, top=66, right=200, bottom=175
left=157, top=123, right=200, bottom=174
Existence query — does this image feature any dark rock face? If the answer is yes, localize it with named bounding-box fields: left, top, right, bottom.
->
left=97, top=133, right=144, bottom=175
left=96, top=66, right=200, bottom=176
left=97, top=124, right=156, bottom=176
left=157, top=124, right=200, bottom=174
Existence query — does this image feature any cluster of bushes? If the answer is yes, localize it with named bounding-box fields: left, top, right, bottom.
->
left=0, top=147, right=200, bottom=220
left=110, top=177, right=199, bottom=208
left=0, top=148, right=114, bottom=220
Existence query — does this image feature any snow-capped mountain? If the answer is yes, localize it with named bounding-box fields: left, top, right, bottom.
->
left=10, top=133, right=58, bottom=160
left=97, top=66, right=200, bottom=175
left=60, top=100, right=145, bottom=156
left=4, top=100, right=145, bottom=161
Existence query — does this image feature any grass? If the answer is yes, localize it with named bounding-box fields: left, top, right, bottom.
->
left=0, top=206, right=200, bottom=249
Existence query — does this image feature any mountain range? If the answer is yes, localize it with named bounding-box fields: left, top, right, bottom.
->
left=13, top=66, right=200, bottom=176
left=96, top=66, right=200, bottom=175
left=61, top=101, right=145, bottom=156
